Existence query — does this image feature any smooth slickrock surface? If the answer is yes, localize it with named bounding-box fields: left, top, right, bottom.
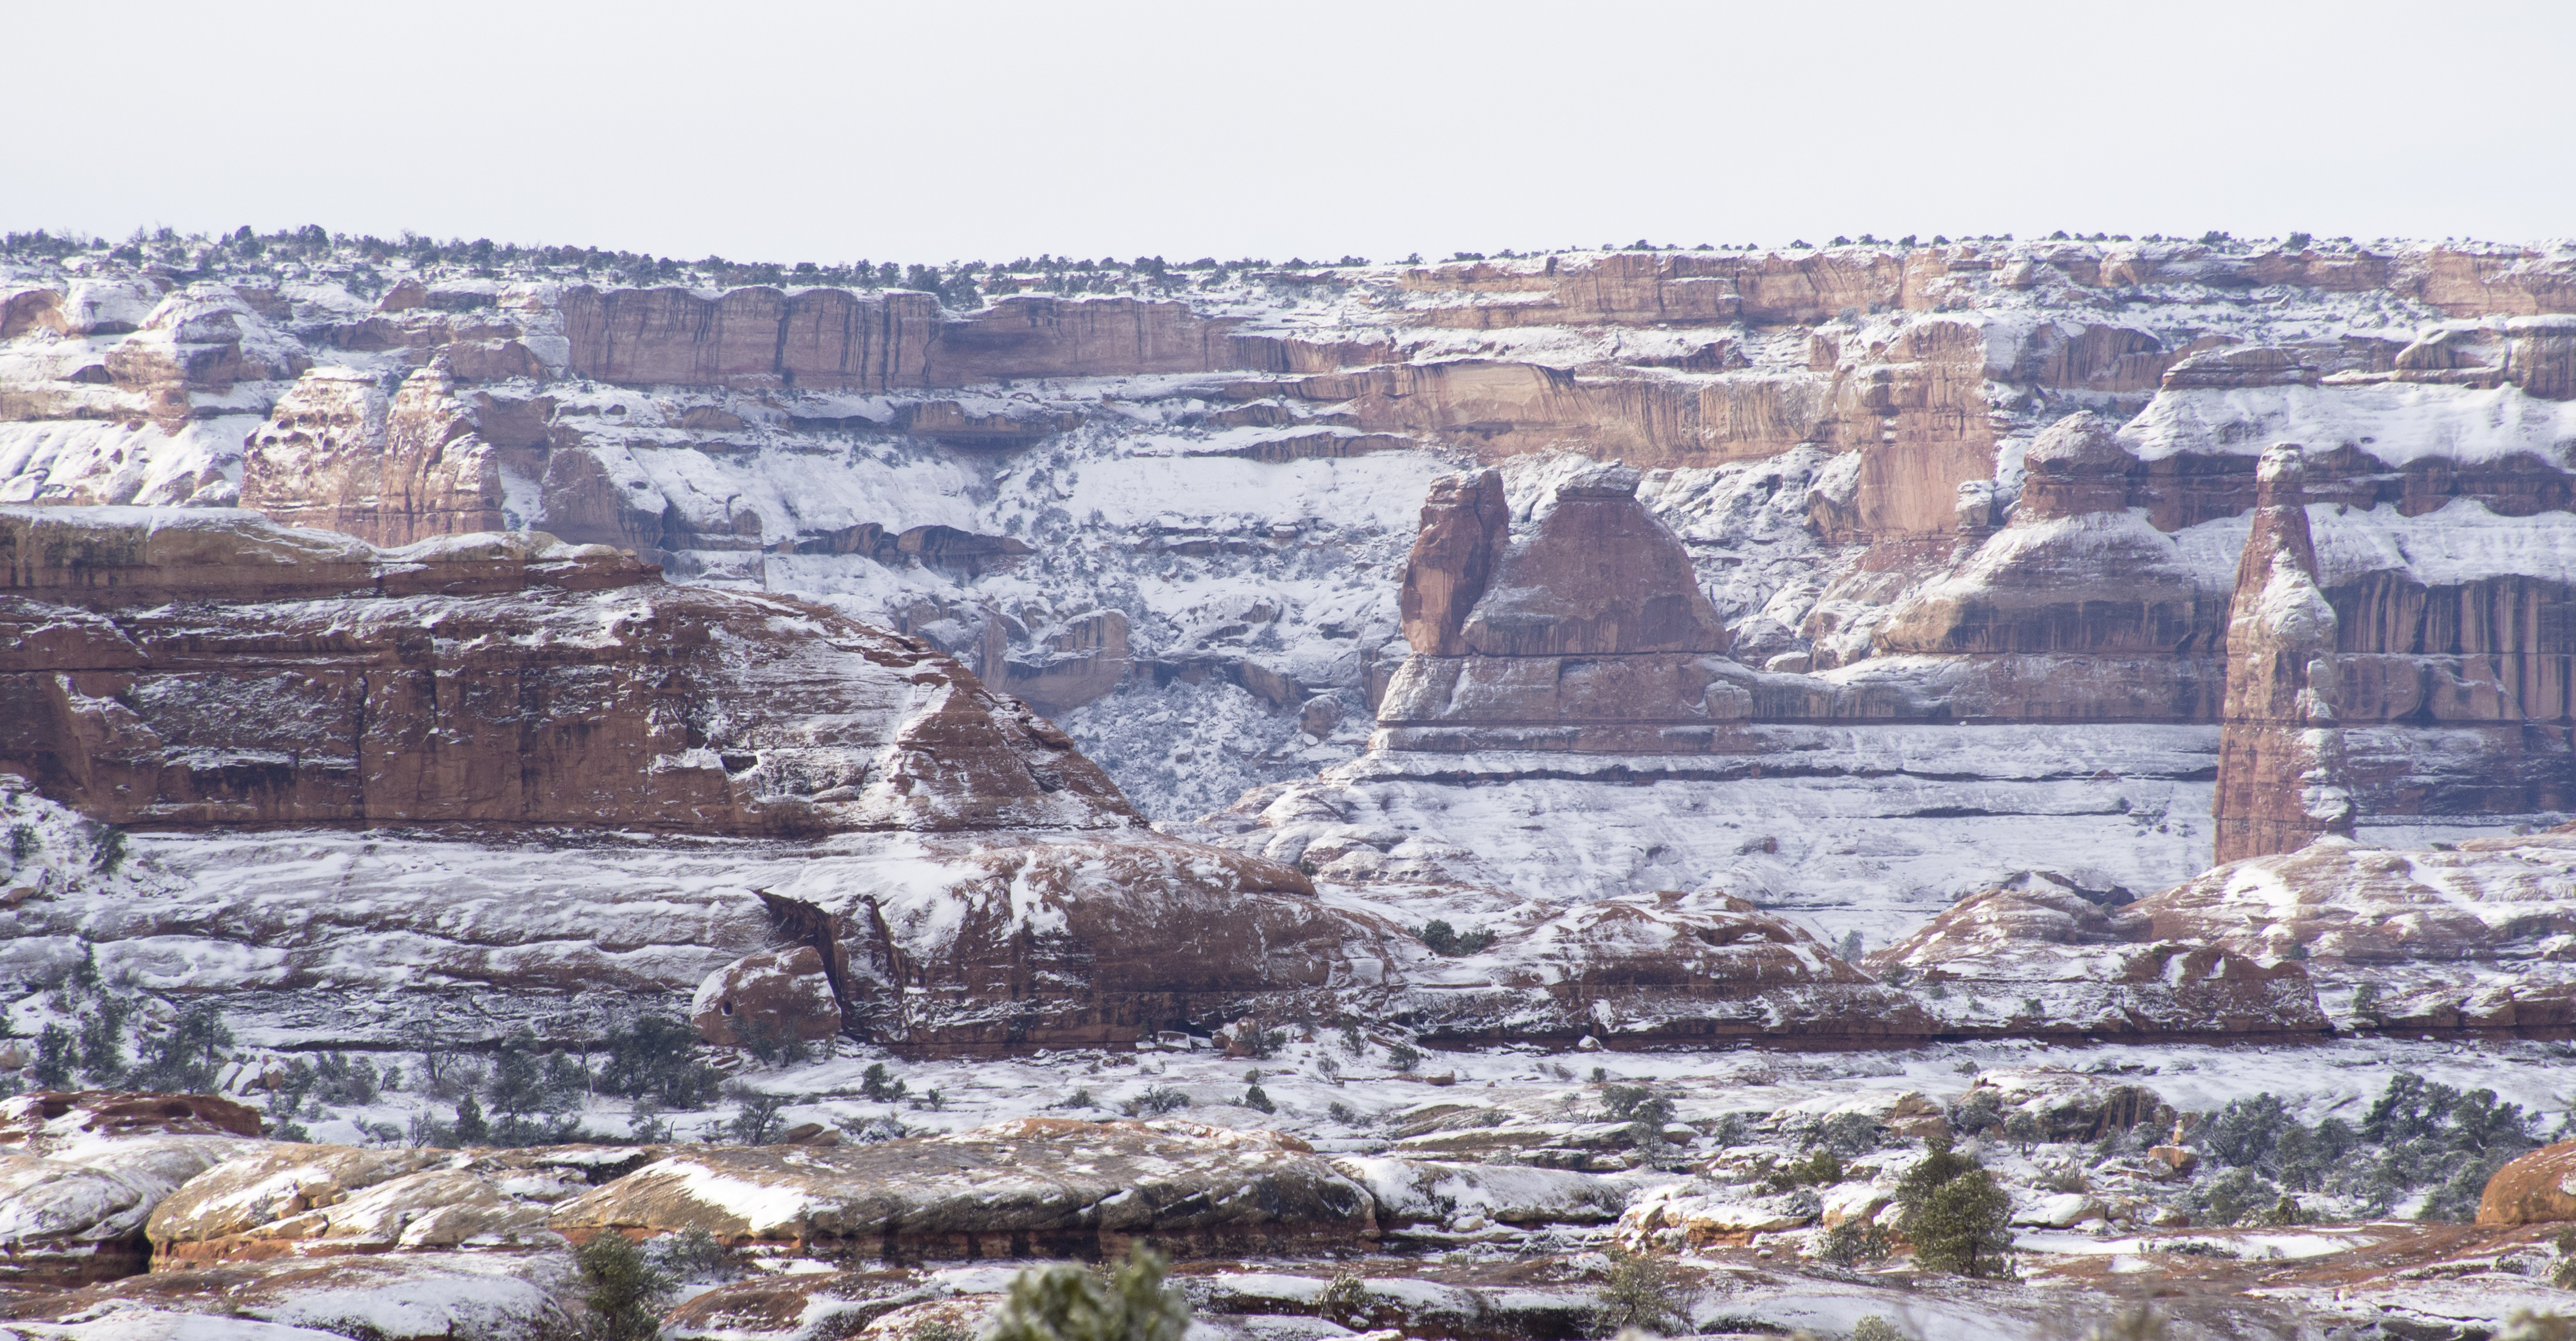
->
left=2480, top=1140, right=2576, bottom=1225
left=546, top=1118, right=1374, bottom=1258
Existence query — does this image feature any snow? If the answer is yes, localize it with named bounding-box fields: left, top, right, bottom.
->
left=2122, top=380, right=2576, bottom=468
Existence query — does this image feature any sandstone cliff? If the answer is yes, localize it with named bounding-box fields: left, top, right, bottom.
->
left=0, top=506, right=1133, bottom=836
left=239, top=365, right=504, bottom=546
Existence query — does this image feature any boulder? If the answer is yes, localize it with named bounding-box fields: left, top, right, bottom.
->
left=546, top=1117, right=1374, bottom=1259
left=692, top=946, right=843, bottom=1048
left=0, top=1091, right=264, bottom=1148
left=2479, top=1140, right=2576, bottom=1225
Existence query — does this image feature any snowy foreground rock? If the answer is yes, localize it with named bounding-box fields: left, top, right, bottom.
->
left=2, top=1086, right=2571, bottom=1340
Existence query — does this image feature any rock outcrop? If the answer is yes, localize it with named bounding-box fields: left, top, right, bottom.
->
left=0, top=1092, right=272, bottom=1284
left=778, top=837, right=1374, bottom=1054
left=0, top=506, right=1134, bottom=835
left=1397, top=469, right=1510, bottom=657
left=2213, top=445, right=2354, bottom=863
left=239, top=366, right=504, bottom=546
left=2127, top=827, right=2576, bottom=966
left=2479, top=1141, right=2576, bottom=1225
left=692, top=947, right=843, bottom=1048
left=1375, top=466, right=1742, bottom=746
left=1864, top=873, right=2332, bottom=1040
left=1459, top=464, right=1727, bottom=657
left=146, top=1143, right=666, bottom=1265
left=546, top=1118, right=1374, bottom=1259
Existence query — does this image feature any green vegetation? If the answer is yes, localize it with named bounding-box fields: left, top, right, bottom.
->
left=1588, top=1245, right=1690, bottom=1337
left=575, top=1232, right=672, bottom=1340
left=983, top=1245, right=1190, bottom=1341
left=1895, top=1137, right=2014, bottom=1279
left=1416, top=920, right=1495, bottom=956
left=2174, top=1072, right=2538, bottom=1222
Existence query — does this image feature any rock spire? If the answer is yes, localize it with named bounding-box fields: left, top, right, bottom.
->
left=2212, top=443, right=2354, bottom=864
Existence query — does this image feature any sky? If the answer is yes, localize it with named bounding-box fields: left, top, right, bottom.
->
left=5, top=0, right=2570, bottom=267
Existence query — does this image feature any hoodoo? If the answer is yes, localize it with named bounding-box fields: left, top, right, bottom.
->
left=2212, top=444, right=2354, bottom=864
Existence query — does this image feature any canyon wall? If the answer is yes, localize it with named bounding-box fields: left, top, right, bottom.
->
left=0, top=506, right=1133, bottom=836
left=7, top=235, right=2576, bottom=927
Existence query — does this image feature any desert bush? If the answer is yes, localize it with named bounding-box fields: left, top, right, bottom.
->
left=1896, top=1137, right=2014, bottom=1278
left=1589, top=1245, right=1690, bottom=1337
left=835, top=1112, right=911, bottom=1143
left=984, top=1245, right=1190, bottom=1341
left=649, top=1226, right=745, bottom=1281
left=577, top=1232, right=672, bottom=1340
left=861, top=1062, right=908, bottom=1102
left=729, top=1089, right=790, bottom=1144
left=1417, top=920, right=1495, bottom=956
left=1819, top=1219, right=1893, bottom=1267
left=1122, top=1085, right=1191, bottom=1117
left=598, top=1014, right=722, bottom=1109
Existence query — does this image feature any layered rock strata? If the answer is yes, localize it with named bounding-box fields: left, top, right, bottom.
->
left=0, top=505, right=1132, bottom=834
left=0, top=1092, right=270, bottom=1284
left=238, top=365, right=503, bottom=546
left=10, top=237, right=2576, bottom=925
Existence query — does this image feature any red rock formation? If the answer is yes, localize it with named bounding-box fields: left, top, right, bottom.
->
left=2478, top=1141, right=2576, bottom=1225
left=1874, top=416, right=2208, bottom=661
left=1396, top=469, right=1508, bottom=656
left=545, top=1118, right=1375, bottom=1260
left=2014, top=410, right=2138, bottom=521
left=1459, top=465, right=1727, bottom=657
left=2122, top=827, right=2576, bottom=965
left=0, top=507, right=1134, bottom=836
left=560, top=285, right=940, bottom=391
left=239, top=366, right=506, bottom=546
left=562, top=288, right=1275, bottom=392
left=0, top=1092, right=265, bottom=1147
left=799, top=838, right=1366, bottom=1054
left=691, top=947, right=843, bottom=1048
left=1865, top=874, right=2333, bottom=1040
left=2213, top=445, right=2355, bottom=864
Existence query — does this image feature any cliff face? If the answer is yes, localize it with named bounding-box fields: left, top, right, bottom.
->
left=2211, top=447, right=2355, bottom=863
left=0, top=506, right=1134, bottom=836
left=8, top=235, right=2576, bottom=920
left=238, top=366, right=503, bottom=546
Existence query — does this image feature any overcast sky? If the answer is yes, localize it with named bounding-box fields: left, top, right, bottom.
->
left=7, top=0, right=2569, bottom=266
